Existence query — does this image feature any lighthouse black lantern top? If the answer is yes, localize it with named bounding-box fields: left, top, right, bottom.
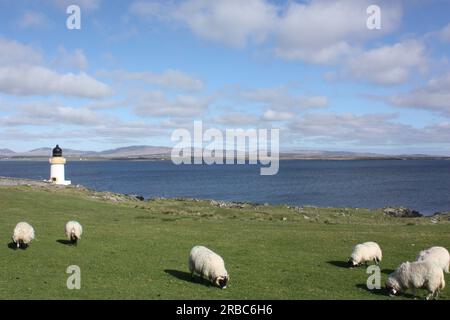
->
left=52, top=145, right=62, bottom=157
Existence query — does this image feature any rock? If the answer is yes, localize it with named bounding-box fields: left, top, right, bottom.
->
left=209, top=200, right=255, bottom=209
left=431, top=212, right=450, bottom=221
left=383, top=207, right=422, bottom=218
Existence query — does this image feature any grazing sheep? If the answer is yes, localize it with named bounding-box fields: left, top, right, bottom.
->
left=386, top=260, right=445, bottom=300
left=65, top=221, right=83, bottom=244
left=189, top=245, right=229, bottom=289
left=348, top=241, right=382, bottom=267
left=12, top=222, right=35, bottom=249
left=416, top=246, right=449, bottom=273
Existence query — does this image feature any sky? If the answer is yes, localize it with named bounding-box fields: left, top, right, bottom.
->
left=0, top=0, right=450, bottom=154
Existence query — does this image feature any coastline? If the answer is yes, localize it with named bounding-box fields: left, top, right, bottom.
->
left=1, top=176, right=448, bottom=221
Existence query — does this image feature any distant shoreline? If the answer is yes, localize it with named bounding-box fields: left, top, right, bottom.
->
left=1, top=176, right=449, bottom=218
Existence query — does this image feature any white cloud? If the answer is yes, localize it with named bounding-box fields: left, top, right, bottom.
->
left=286, top=112, right=450, bottom=147
left=0, top=123, right=167, bottom=144
left=0, top=101, right=169, bottom=143
left=0, top=102, right=114, bottom=127
left=0, top=37, right=42, bottom=65
left=438, top=23, right=450, bottom=42
left=128, top=1, right=166, bottom=21
left=53, top=47, right=89, bottom=70
left=261, top=109, right=294, bottom=121
left=84, top=100, right=125, bottom=110
left=0, top=65, right=112, bottom=98
left=17, top=11, right=49, bottom=29
left=131, top=0, right=402, bottom=64
left=0, top=37, right=109, bottom=98
left=388, top=73, right=450, bottom=115
left=101, top=69, right=204, bottom=91
left=238, top=86, right=328, bottom=111
left=214, top=111, right=261, bottom=126
left=211, top=86, right=328, bottom=124
left=288, top=112, right=417, bottom=145
left=215, top=86, right=328, bottom=124
left=208, top=108, right=450, bottom=148
left=172, top=0, right=277, bottom=48
left=133, top=91, right=211, bottom=118
left=346, top=40, right=427, bottom=85
left=275, top=0, right=401, bottom=64
left=276, top=0, right=365, bottom=63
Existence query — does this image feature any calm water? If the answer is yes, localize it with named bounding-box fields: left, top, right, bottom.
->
left=1, top=160, right=449, bottom=215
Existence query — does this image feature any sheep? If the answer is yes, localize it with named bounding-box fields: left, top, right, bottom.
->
left=189, top=245, right=229, bottom=289
left=386, top=260, right=445, bottom=300
left=416, top=246, right=449, bottom=273
left=65, top=221, right=83, bottom=244
left=348, top=241, right=382, bottom=267
left=12, top=222, right=35, bottom=249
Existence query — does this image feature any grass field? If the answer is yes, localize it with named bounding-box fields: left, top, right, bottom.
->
left=0, top=184, right=449, bottom=300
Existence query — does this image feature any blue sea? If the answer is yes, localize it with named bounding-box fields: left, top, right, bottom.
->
left=1, top=160, right=449, bottom=215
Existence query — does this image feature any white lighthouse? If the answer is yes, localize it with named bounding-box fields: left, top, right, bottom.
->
left=49, top=145, right=71, bottom=185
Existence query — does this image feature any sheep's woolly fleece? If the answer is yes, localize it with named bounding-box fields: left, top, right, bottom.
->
left=349, top=241, right=382, bottom=267
left=189, top=245, right=229, bottom=288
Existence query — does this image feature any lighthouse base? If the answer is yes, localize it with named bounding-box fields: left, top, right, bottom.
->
left=50, top=179, right=71, bottom=186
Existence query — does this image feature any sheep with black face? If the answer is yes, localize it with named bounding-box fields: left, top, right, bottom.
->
left=189, top=245, right=229, bottom=289
left=65, top=221, right=83, bottom=244
left=386, top=260, right=445, bottom=300
left=12, top=222, right=35, bottom=249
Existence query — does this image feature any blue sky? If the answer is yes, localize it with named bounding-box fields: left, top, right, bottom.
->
left=0, top=0, right=450, bottom=154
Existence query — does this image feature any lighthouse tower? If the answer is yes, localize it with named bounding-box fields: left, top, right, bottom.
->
left=49, top=145, right=71, bottom=185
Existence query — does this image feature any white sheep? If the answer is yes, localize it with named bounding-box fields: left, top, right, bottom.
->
left=416, top=246, right=449, bottom=273
left=348, top=241, right=382, bottom=267
left=65, top=221, right=83, bottom=244
left=12, top=222, right=35, bottom=249
left=386, top=260, right=445, bottom=300
left=189, top=245, right=229, bottom=289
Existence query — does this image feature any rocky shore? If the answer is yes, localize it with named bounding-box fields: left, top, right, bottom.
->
left=1, top=176, right=448, bottom=220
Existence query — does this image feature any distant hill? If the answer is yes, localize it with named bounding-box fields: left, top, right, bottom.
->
left=2, top=145, right=172, bottom=159
left=0, top=149, right=15, bottom=156
left=14, top=148, right=94, bottom=157
left=1, top=145, right=449, bottom=160
left=96, top=145, right=172, bottom=158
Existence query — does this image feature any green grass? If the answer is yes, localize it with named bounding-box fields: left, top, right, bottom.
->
left=0, top=185, right=449, bottom=300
